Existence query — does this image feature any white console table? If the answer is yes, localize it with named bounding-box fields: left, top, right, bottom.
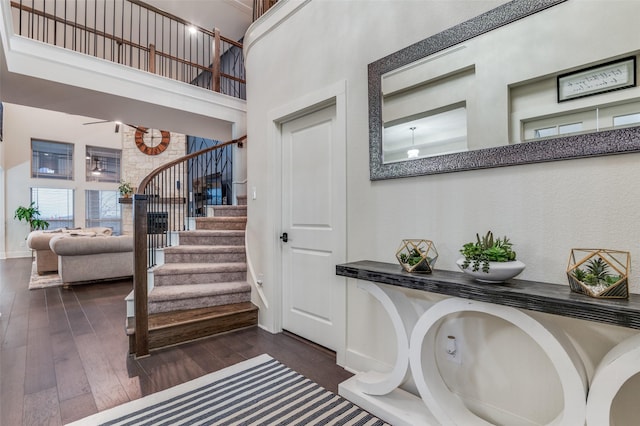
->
left=336, top=261, right=640, bottom=426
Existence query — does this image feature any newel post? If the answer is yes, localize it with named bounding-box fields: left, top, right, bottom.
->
left=133, top=194, right=149, bottom=357
left=148, top=44, right=156, bottom=74
left=212, top=28, right=221, bottom=92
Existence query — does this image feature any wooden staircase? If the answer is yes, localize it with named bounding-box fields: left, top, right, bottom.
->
left=127, top=200, right=257, bottom=354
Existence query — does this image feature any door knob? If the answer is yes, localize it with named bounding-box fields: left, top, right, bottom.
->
left=279, top=232, right=288, bottom=243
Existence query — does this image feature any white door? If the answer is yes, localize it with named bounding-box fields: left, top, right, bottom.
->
left=281, top=104, right=345, bottom=351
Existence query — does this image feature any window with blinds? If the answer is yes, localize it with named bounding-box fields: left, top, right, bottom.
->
left=31, top=188, right=74, bottom=229
left=31, top=140, right=74, bottom=180
left=86, top=146, right=121, bottom=183
left=85, top=190, right=121, bottom=234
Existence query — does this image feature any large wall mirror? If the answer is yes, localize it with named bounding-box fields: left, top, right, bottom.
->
left=369, top=0, right=640, bottom=180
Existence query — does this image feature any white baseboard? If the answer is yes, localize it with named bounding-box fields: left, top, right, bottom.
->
left=339, top=375, right=438, bottom=426
left=5, top=251, right=31, bottom=258
left=343, top=348, right=393, bottom=375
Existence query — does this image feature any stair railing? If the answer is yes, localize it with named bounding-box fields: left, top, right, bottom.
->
left=253, top=0, right=279, bottom=21
left=10, top=0, right=245, bottom=99
left=132, top=135, right=246, bottom=357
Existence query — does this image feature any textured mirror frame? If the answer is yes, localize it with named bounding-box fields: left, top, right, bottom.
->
left=369, top=0, right=640, bottom=180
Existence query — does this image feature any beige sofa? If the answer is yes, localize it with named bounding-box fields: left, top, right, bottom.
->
left=27, top=227, right=113, bottom=274
left=49, top=234, right=134, bottom=285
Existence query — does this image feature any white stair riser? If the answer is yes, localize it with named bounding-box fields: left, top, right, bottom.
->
left=126, top=270, right=154, bottom=318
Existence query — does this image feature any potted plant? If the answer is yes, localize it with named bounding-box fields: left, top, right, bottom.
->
left=118, top=180, right=133, bottom=198
left=395, top=239, right=438, bottom=273
left=567, top=249, right=629, bottom=299
left=456, top=231, right=525, bottom=283
left=14, top=202, right=49, bottom=231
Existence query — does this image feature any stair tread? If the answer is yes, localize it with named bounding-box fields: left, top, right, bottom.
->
left=149, top=281, right=251, bottom=300
left=148, top=302, right=258, bottom=330
left=154, top=262, right=247, bottom=274
left=164, top=245, right=245, bottom=253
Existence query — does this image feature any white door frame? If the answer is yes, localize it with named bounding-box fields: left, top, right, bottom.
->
left=267, top=80, right=347, bottom=365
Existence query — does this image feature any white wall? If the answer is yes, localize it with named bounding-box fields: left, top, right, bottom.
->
left=245, top=0, right=640, bottom=423
left=3, top=103, right=124, bottom=257
left=0, top=105, right=5, bottom=257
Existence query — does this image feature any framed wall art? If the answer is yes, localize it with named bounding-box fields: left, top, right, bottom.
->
left=558, top=56, right=637, bottom=102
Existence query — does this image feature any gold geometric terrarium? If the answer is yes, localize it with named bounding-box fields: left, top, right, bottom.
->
left=395, top=239, right=438, bottom=273
left=566, top=248, right=630, bottom=299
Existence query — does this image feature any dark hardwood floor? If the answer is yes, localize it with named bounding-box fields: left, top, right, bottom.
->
left=0, top=257, right=352, bottom=425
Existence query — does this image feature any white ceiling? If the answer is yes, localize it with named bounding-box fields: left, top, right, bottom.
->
left=0, top=0, right=253, bottom=138
left=145, top=0, right=253, bottom=42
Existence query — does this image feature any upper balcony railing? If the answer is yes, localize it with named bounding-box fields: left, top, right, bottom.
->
left=253, top=0, right=278, bottom=21
left=10, top=0, right=245, bottom=99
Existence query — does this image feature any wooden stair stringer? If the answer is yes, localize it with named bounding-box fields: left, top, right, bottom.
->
left=128, top=302, right=259, bottom=353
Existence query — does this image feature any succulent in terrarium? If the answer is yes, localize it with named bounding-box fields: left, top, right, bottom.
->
left=566, top=248, right=629, bottom=299
left=573, top=257, right=621, bottom=287
left=400, top=249, right=432, bottom=267
left=395, top=239, right=438, bottom=273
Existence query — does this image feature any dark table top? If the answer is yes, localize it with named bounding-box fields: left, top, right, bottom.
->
left=336, top=260, right=640, bottom=330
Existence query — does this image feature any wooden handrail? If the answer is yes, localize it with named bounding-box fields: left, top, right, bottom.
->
left=150, top=47, right=244, bottom=85
left=152, top=48, right=245, bottom=84
left=133, top=135, right=246, bottom=357
left=221, top=73, right=246, bottom=84
left=136, top=135, right=246, bottom=193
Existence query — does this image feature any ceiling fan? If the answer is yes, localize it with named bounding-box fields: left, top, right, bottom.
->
left=83, top=119, right=122, bottom=133
left=89, top=158, right=116, bottom=176
left=83, top=120, right=148, bottom=134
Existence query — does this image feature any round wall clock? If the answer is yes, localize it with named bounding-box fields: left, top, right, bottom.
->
left=134, top=126, right=171, bottom=155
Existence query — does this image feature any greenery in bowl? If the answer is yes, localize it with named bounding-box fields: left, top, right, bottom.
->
left=460, top=231, right=517, bottom=273
left=118, top=180, right=133, bottom=196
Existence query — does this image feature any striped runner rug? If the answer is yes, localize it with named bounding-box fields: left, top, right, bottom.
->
left=66, top=354, right=389, bottom=426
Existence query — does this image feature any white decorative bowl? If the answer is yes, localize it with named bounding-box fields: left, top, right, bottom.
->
left=456, top=258, right=526, bottom=283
